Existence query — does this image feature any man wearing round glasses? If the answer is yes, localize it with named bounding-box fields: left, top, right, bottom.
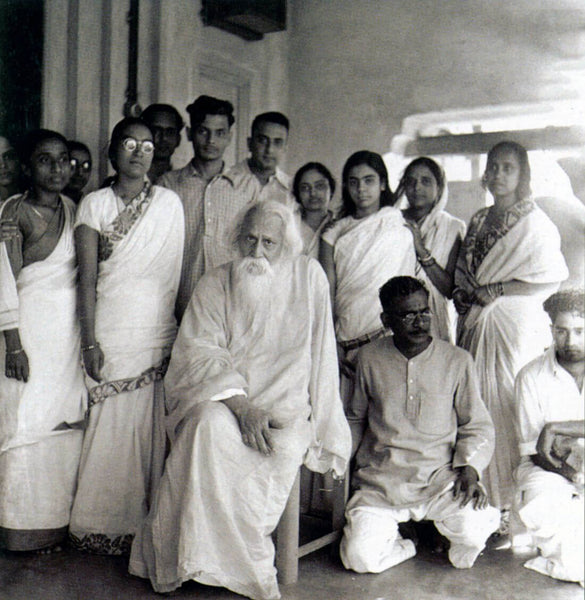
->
left=64, top=140, right=92, bottom=204
left=340, top=275, right=499, bottom=574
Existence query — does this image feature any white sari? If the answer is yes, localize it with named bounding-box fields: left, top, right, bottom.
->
left=69, top=185, right=184, bottom=554
left=0, top=196, right=85, bottom=550
left=455, top=200, right=568, bottom=508
left=322, top=206, right=416, bottom=343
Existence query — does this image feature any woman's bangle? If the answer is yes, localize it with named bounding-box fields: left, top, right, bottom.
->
left=82, top=343, right=99, bottom=353
left=418, top=253, right=436, bottom=267
left=6, top=347, right=24, bottom=355
left=486, top=282, right=504, bottom=300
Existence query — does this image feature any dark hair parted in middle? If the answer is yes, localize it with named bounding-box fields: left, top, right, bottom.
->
left=379, top=276, right=429, bottom=313
left=341, top=150, right=395, bottom=217
left=482, top=140, right=531, bottom=201
left=292, top=162, right=336, bottom=203
left=107, top=117, right=153, bottom=172
left=394, top=156, right=445, bottom=203
left=16, top=129, right=69, bottom=167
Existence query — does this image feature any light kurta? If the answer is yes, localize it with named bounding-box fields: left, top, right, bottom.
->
left=348, top=337, right=494, bottom=509
left=129, top=256, right=351, bottom=600
left=514, top=346, right=584, bottom=583
left=0, top=195, right=86, bottom=550
left=456, top=201, right=568, bottom=508
left=69, top=185, right=184, bottom=554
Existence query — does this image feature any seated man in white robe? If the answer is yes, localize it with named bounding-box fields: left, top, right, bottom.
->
left=514, top=289, right=584, bottom=585
left=341, top=276, right=499, bottom=573
left=129, top=201, right=351, bottom=600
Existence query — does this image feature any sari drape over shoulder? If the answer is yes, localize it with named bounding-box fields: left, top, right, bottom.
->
left=455, top=200, right=568, bottom=508
left=405, top=185, right=465, bottom=342
left=0, top=195, right=86, bottom=551
left=322, top=206, right=416, bottom=343
left=129, top=257, right=350, bottom=600
left=69, top=185, right=184, bottom=554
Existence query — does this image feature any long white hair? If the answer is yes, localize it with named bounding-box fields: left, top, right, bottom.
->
left=232, top=200, right=303, bottom=259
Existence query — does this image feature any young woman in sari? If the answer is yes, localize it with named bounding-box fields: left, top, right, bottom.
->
left=395, top=157, right=465, bottom=342
left=454, top=141, right=568, bottom=518
left=0, top=135, right=24, bottom=204
left=69, top=117, right=184, bottom=555
left=320, top=150, right=416, bottom=404
left=292, top=162, right=336, bottom=259
left=0, top=129, right=86, bottom=552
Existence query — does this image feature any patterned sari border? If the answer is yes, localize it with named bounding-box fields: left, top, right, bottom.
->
left=98, top=181, right=153, bottom=262
left=87, top=355, right=170, bottom=410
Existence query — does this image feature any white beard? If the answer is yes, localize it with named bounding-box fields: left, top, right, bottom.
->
left=232, top=257, right=276, bottom=327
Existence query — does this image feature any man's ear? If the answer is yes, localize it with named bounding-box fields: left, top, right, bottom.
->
left=186, top=126, right=192, bottom=142
left=380, top=311, right=392, bottom=330
left=247, top=136, right=252, bottom=153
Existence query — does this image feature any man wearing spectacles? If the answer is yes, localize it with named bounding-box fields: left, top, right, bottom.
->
left=341, top=275, right=499, bottom=574
left=64, top=140, right=92, bottom=204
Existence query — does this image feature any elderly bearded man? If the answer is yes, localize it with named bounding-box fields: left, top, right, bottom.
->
left=514, top=289, right=584, bottom=585
left=341, top=276, right=499, bottom=574
left=129, top=201, right=351, bottom=600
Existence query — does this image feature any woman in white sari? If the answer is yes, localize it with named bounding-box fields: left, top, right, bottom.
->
left=0, top=129, right=85, bottom=552
left=69, top=117, right=184, bottom=554
left=454, top=141, right=568, bottom=518
left=396, top=157, right=465, bottom=342
left=320, top=151, right=416, bottom=404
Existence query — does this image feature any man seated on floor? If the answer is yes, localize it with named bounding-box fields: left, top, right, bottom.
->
left=129, top=201, right=351, bottom=600
left=514, top=289, right=584, bottom=585
left=340, top=276, right=499, bottom=573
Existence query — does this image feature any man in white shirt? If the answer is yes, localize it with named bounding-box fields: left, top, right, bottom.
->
left=514, top=289, right=584, bottom=585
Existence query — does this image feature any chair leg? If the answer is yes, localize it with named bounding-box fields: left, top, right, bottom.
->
left=275, top=471, right=301, bottom=585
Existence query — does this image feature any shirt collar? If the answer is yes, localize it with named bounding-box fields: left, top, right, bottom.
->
left=186, top=159, right=232, bottom=185
left=240, top=158, right=290, bottom=189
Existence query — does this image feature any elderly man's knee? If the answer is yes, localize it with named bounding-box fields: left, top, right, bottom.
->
left=340, top=531, right=378, bottom=573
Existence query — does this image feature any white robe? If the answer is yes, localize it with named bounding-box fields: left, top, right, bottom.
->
left=129, top=256, right=351, bottom=600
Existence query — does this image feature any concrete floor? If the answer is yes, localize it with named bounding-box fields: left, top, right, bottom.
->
left=0, top=540, right=582, bottom=600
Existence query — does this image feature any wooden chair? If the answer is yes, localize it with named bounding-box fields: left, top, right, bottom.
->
left=275, top=466, right=348, bottom=585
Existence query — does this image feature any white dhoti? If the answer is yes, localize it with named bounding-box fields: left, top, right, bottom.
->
left=516, top=463, right=584, bottom=584
left=341, top=486, right=499, bottom=573
left=130, top=401, right=311, bottom=600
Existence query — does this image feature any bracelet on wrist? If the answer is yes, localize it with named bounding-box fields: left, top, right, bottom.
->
left=418, top=253, right=436, bottom=267
left=6, top=347, right=24, bottom=355
left=82, top=343, right=99, bottom=353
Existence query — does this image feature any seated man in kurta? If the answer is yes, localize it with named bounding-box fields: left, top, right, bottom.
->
left=129, top=200, right=351, bottom=600
left=514, top=289, right=584, bottom=585
left=341, top=276, right=499, bottom=573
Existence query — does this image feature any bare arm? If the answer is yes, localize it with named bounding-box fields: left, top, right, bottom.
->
left=3, top=327, right=29, bottom=382
left=472, top=280, right=559, bottom=307
left=74, top=224, right=104, bottom=382
left=405, top=219, right=461, bottom=299
left=318, top=239, right=336, bottom=311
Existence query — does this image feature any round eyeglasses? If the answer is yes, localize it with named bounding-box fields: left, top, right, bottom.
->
left=121, top=137, right=154, bottom=154
left=393, top=309, right=432, bottom=326
left=70, top=158, right=92, bottom=172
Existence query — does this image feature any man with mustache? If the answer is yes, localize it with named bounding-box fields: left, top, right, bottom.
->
left=341, top=276, right=499, bottom=574
left=514, top=289, right=584, bottom=585
left=129, top=201, right=351, bottom=600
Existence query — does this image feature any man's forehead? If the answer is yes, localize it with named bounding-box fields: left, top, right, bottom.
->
left=253, top=122, right=287, bottom=140
left=553, top=311, right=585, bottom=328
left=149, top=112, right=179, bottom=129
left=197, top=114, right=230, bottom=130
left=392, top=291, right=429, bottom=311
left=243, top=212, right=284, bottom=237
